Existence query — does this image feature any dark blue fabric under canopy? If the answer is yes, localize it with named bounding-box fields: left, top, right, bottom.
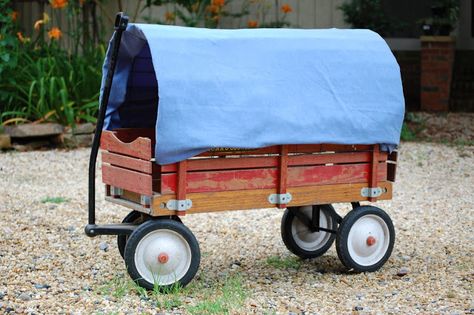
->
left=101, top=24, right=405, bottom=165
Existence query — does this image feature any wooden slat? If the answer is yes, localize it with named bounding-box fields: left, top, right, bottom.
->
left=369, top=145, right=379, bottom=202
left=102, top=164, right=153, bottom=196
left=176, top=160, right=188, bottom=216
left=151, top=181, right=393, bottom=215
left=160, top=162, right=387, bottom=194
left=102, top=151, right=152, bottom=174
left=160, top=151, right=388, bottom=173
left=100, top=130, right=152, bottom=160
left=278, top=145, right=289, bottom=208
left=197, top=144, right=374, bottom=157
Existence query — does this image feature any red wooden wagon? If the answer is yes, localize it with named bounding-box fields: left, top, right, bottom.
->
left=86, top=14, right=401, bottom=290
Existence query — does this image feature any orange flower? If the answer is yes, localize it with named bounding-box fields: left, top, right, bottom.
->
left=212, top=0, right=225, bottom=7
left=50, top=0, right=68, bottom=9
left=48, top=27, right=62, bottom=40
left=164, top=11, right=175, bottom=22
left=247, top=20, right=258, bottom=28
left=11, top=11, right=18, bottom=22
left=281, top=3, right=292, bottom=14
left=207, top=4, right=220, bottom=14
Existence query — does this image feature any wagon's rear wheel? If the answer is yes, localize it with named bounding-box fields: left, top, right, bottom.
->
left=124, top=219, right=200, bottom=291
left=336, top=206, right=395, bottom=272
left=281, top=205, right=338, bottom=259
left=117, top=211, right=181, bottom=259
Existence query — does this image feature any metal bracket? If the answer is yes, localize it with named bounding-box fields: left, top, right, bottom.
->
left=110, top=186, right=123, bottom=197
left=140, top=195, right=151, bottom=207
left=361, top=187, right=384, bottom=198
left=268, top=193, right=292, bottom=204
left=166, top=199, right=192, bottom=211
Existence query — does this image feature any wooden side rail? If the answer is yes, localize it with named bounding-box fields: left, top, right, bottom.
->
left=101, top=130, right=154, bottom=200
left=160, top=162, right=387, bottom=194
left=150, top=181, right=393, bottom=216
left=100, top=130, right=152, bottom=160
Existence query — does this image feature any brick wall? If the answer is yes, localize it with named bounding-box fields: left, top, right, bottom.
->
left=420, top=37, right=456, bottom=112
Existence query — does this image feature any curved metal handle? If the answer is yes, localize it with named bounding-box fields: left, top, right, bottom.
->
left=87, top=12, right=129, bottom=228
left=115, top=12, right=129, bottom=30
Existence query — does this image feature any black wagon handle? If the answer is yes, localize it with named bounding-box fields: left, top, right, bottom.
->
left=87, top=12, right=129, bottom=230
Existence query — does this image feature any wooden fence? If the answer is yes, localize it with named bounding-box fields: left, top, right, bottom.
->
left=14, top=0, right=348, bottom=36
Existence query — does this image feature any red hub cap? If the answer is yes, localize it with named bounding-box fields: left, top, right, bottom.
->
left=366, top=236, right=376, bottom=246
left=157, top=252, right=169, bottom=264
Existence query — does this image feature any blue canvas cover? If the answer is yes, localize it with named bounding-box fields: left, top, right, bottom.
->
left=101, top=24, right=405, bottom=165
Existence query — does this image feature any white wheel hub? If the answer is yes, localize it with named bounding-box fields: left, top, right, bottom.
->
left=134, top=229, right=192, bottom=286
left=291, top=206, right=333, bottom=251
left=347, top=214, right=390, bottom=266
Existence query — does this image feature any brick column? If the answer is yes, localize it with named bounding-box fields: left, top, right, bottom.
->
left=420, top=36, right=455, bottom=112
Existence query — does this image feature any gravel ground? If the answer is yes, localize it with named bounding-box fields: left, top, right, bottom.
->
left=0, top=142, right=473, bottom=314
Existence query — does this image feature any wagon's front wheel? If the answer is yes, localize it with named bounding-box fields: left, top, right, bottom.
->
left=118, top=212, right=182, bottom=259
left=124, top=219, right=200, bottom=290
left=336, top=206, right=395, bottom=272
left=281, top=205, right=338, bottom=259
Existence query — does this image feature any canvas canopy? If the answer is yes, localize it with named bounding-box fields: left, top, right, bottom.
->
left=101, top=24, right=405, bottom=165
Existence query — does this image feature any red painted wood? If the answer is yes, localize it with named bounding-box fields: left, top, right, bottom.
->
left=160, top=162, right=387, bottom=194
left=196, top=144, right=374, bottom=157
left=161, top=156, right=279, bottom=173
left=160, top=151, right=389, bottom=173
left=102, top=164, right=153, bottom=195
left=102, top=151, right=153, bottom=174
left=278, top=145, right=289, bottom=208
left=176, top=160, right=187, bottom=216
left=369, top=145, right=379, bottom=202
left=100, top=131, right=152, bottom=160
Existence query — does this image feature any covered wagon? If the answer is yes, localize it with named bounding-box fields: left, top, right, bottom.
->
left=85, top=13, right=404, bottom=290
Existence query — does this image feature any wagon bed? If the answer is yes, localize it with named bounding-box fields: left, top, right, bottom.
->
left=100, top=128, right=397, bottom=216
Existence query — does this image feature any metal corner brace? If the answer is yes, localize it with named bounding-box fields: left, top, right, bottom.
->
left=361, top=187, right=384, bottom=198
left=268, top=193, right=293, bottom=205
left=165, top=199, right=193, bottom=211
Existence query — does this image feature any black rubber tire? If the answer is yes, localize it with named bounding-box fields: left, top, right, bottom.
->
left=117, top=212, right=181, bottom=259
left=281, top=204, right=338, bottom=259
left=336, top=206, right=395, bottom=272
left=117, top=211, right=148, bottom=259
left=124, top=219, right=200, bottom=291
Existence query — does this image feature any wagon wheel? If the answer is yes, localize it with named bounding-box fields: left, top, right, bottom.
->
left=281, top=205, right=338, bottom=259
left=336, top=206, right=395, bottom=272
left=117, top=211, right=181, bottom=259
left=124, top=219, right=200, bottom=290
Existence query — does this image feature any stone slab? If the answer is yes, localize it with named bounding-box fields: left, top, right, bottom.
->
left=0, top=134, right=11, bottom=149
left=4, top=123, right=64, bottom=138
left=72, top=123, right=95, bottom=135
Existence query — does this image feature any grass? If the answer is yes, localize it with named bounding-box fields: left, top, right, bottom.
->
left=266, top=255, right=301, bottom=270
left=98, top=273, right=248, bottom=314
left=188, top=274, right=248, bottom=315
left=41, top=196, right=69, bottom=204
left=401, top=112, right=427, bottom=141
